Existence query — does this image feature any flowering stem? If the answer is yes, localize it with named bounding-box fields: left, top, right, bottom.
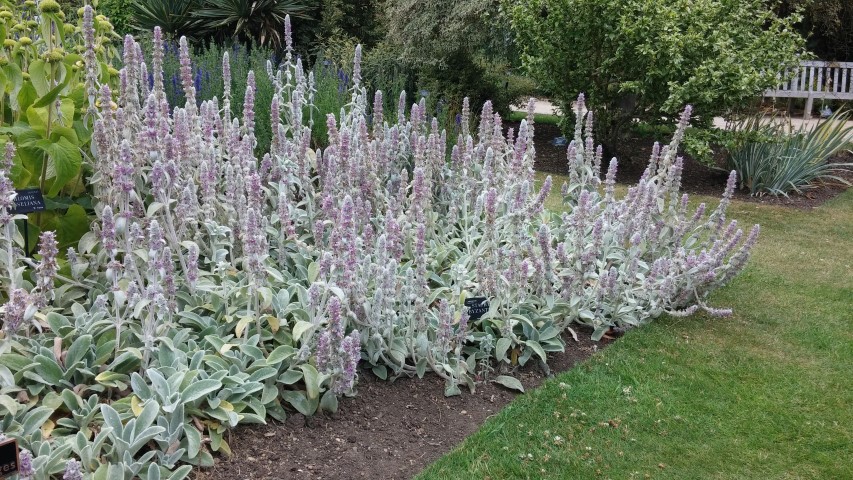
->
left=3, top=222, right=15, bottom=292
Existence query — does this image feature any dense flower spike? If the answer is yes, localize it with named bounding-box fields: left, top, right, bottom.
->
left=179, top=37, right=197, bottom=110
left=0, top=143, right=15, bottom=227
left=63, top=459, right=84, bottom=480
left=82, top=5, right=98, bottom=117
left=353, top=44, right=362, bottom=86
left=34, top=231, right=59, bottom=307
left=284, top=15, right=293, bottom=57
left=1, top=288, right=29, bottom=334
left=18, top=449, right=34, bottom=478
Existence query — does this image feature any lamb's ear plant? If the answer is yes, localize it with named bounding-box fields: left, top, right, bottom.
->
left=0, top=12, right=759, bottom=477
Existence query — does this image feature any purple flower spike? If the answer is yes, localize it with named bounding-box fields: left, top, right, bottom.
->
left=18, top=449, right=34, bottom=478
left=0, top=144, right=15, bottom=226
left=83, top=5, right=97, bottom=114
left=316, top=330, right=332, bottom=372
left=284, top=15, right=293, bottom=53
left=529, top=175, right=553, bottom=217
left=187, top=243, right=199, bottom=290
left=353, top=44, right=363, bottom=86
left=373, top=90, right=384, bottom=133
left=63, top=459, right=84, bottom=480
left=244, top=71, right=257, bottom=132
left=152, top=27, right=164, bottom=94
left=327, top=296, right=344, bottom=342
left=2, top=288, right=29, bottom=334
left=35, top=231, right=59, bottom=303
left=223, top=52, right=232, bottom=98
left=604, top=158, right=618, bottom=201
left=485, top=187, right=498, bottom=224
left=2, top=141, right=13, bottom=170
left=101, top=206, right=117, bottom=255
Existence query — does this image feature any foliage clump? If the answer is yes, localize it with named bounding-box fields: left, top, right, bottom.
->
left=128, top=0, right=313, bottom=50
left=0, top=1, right=120, bottom=250
left=726, top=112, right=853, bottom=196
left=507, top=0, right=807, bottom=144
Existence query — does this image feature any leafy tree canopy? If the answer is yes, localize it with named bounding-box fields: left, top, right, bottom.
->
left=507, top=0, right=807, bottom=141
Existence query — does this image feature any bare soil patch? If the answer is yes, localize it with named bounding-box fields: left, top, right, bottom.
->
left=195, top=331, right=612, bottom=480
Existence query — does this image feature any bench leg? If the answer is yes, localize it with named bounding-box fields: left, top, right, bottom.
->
left=804, top=96, right=814, bottom=120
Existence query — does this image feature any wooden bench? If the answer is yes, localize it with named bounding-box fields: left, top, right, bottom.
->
left=765, top=60, right=853, bottom=119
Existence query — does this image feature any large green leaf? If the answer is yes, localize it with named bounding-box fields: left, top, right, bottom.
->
left=59, top=98, right=76, bottom=127
left=16, top=82, right=38, bottom=112
left=49, top=125, right=79, bottom=146
left=22, top=406, right=56, bottom=437
left=33, top=74, right=71, bottom=108
left=495, top=337, right=512, bottom=363
left=34, top=137, right=82, bottom=197
left=281, top=390, right=318, bottom=416
left=33, top=355, right=64, bottom=385
left=3, top=63, right=23, bottom=106
left=25, top=106, right=49, bottom=137
left=180, top=378, right=222, bottom=404
left=51, top=205, right=90, bottom=249
left=299, top=364, right=321, bottom=400
left=265, top=345, right=295, bottom=365
left=28, top=60, right=50, bottom=97
left=493, top=375, right=525, bottom=393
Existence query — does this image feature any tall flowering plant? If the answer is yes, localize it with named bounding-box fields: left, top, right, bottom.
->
left=0, top=1, right=120, bottom=253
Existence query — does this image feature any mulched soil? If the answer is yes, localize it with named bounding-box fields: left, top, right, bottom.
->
left=194, top=120, right=851, bottom=480
left=195, top=330, right=612, bottom=480
left=531, top=122, right=853, bottom=209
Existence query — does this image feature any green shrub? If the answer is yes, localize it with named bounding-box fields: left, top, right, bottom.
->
left=507, top=0, right=807, bottom=146
left=383, top=0, right=527, bottom=116
left=0, top=1, right=120, bottom=249
left=96, top=0, right=134, bottom=36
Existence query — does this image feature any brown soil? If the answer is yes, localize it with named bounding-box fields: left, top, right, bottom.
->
left=195, top=330, right=611, bottom=480
left=531, top=122, right=853, bottom=209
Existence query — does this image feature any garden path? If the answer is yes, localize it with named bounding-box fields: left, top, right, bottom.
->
left=513, top=100, right=853, bottom=139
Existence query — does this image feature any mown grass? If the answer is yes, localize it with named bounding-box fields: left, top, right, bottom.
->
left=508, top=111, right=563, bottom=126
left=419, top=183, right=853, bottom=479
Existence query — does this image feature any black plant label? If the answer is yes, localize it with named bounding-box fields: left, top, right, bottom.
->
left=11, top=188, right=46, bottom=214
left=464, top=297, right=490, bottom=321
left=0, top=437, right=19, bottom=478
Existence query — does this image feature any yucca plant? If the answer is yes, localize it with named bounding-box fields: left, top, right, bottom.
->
left=194, top=0, right=314, bottom=49
left=728, top=111, right=853, bottom=196
left=130, top=0, right=314, bottom=47
left=129, top=0, right=199, bottom=38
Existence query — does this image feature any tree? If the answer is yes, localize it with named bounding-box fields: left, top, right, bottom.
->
left=317, top=0, right=384, bottom=49
left=777, top=0, right=853, bottom=61
left=507, top=0, right=806, bottom=148
left=383, top=0, right=525, bottom=115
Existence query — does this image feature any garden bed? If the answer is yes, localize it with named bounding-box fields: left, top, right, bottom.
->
left=191, top=114, right=792, bottom=480
left=195, top=330, right=611, bottom=480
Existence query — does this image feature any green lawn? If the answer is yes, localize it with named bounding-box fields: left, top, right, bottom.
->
left=508, top=111, right=563, bottom=126
left=419, top=186, right=853, bottom=479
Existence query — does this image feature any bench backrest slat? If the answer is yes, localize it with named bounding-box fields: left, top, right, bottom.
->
left=765, top=60, right=853, bottom=100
